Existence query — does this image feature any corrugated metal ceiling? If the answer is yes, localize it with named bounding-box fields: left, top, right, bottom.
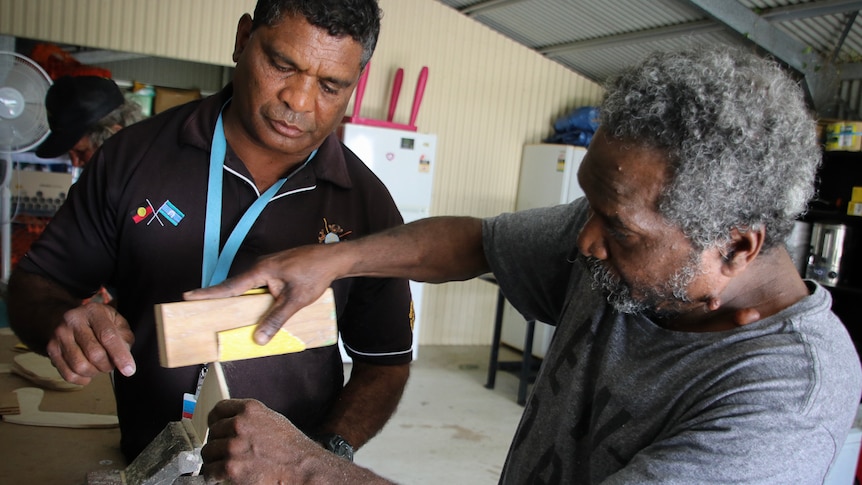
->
left=437, top=0, right=862, bottom=115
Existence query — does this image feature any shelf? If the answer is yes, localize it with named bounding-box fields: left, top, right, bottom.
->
left=824, top=284, right=862, bottom=296
left=823, top=150, right=862, bottom=160
left=802, top=210, right=862, bottom=226
left=812, top=150, right=862, bottom=353
left=817, top=150, right=862, bottom=214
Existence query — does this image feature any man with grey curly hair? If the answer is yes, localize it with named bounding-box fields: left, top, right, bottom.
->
left=187, top=47, right=861, bottom=484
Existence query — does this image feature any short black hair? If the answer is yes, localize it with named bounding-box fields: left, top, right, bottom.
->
left=252, top=0, right=382, bottom=68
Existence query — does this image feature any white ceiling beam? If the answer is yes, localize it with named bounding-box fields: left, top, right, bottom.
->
left=539, top=20, right=720, bottom=56
left=537, top=1, right=861, bottom=57
left=71, top=50, right=148, bottom=65
left=686, top=0, right=839, bottom=112
left=459, top=0, right=527, bottom=16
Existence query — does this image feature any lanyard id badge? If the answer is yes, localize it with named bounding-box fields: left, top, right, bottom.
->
left=184, top=104, right=316, bottom=417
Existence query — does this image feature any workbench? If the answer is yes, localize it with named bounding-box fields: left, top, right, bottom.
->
left=0, top=328, right=126, bottom=484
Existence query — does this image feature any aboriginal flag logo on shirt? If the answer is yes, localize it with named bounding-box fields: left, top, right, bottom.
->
left=133, top=199, right=186, bottom=227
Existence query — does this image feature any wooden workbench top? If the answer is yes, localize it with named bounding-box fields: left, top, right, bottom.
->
left=0, top=328, right=126, bottom=485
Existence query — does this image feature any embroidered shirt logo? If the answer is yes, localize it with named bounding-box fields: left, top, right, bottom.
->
left=133, top=199, right=186, bottom=227
left=158, top=200, right=185, bottom=226
left=318, top=218, right=352, bottom=244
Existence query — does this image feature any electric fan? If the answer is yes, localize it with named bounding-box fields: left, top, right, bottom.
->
left=0, top=52, right=52, bottom=282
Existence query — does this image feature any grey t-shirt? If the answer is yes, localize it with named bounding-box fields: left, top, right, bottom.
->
left=483, top=198, right=862, bottom=484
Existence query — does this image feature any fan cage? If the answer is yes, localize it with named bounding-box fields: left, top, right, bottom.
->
left=0, top=51, right=52, bottom=153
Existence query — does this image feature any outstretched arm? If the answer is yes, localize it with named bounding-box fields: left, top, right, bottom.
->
left=185, top=216, right=488, bottom=344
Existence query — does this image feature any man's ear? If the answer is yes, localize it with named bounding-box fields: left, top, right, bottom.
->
left=721, top=226, right=765, bottom=276
left=233, top=14, right=254, bottom=63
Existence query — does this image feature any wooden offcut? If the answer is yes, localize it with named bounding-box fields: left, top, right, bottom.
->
left=4, top=387, right=118, bottom=428
left=11, top=352, right=84, bottom=391
left=0, top=391, right=20, bottom=415
left=155, top=289, right=337, bottom=368
left=190, top=361, right=230, bottom=443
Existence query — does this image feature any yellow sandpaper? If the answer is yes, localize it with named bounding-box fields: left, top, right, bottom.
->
left=217, top=325, right=307, bottom=362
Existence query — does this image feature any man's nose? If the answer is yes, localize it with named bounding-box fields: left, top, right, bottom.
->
left=577, top=214, right=608, bottom=260
left=68, top=151, right=84, bottom=167
left=280, top=75, right=316, bottom=113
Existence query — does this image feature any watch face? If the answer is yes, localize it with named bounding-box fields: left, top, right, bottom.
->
left=325, top=434, right=354, bottom=462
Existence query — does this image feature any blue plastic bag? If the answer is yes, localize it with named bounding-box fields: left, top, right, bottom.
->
left=545, top=106, right=600, bottom=147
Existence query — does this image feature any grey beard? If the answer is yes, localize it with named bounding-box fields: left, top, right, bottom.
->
left=580, top=253, right=699, bottom=319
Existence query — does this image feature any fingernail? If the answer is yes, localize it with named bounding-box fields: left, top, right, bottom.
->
left=254, top=330, right=270, bottom=345
left=122, top=364, right=136, bottom=376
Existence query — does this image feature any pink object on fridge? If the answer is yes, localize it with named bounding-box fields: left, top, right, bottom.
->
left=343, top=64, right=428, bottom=132
left=387, top=68, right=403, bottom=122
left=350, top=62, right=371, bottom=119
left=408, top=67, right=428, bottom=128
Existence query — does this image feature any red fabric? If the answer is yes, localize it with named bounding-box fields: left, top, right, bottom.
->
left=29, top=43, right=111, bottom=80
left=11, top=215, right=49, bottom=269
left=856, top=444, right=862, bottom=482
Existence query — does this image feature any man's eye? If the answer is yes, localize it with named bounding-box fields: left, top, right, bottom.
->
left=272, top=62, right=294, bottom=73
left=608, top=227, right=629, bottom=241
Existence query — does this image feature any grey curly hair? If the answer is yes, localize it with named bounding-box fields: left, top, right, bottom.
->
left=87, top=100, right=145, bottom=149
left=600, top=46, right=820, bottom=251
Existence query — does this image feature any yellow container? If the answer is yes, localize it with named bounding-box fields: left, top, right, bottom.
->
left=825, top=122, right=862, bottom=151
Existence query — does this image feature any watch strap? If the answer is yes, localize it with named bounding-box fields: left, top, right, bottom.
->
left=315, top=432, right=354, bottom=462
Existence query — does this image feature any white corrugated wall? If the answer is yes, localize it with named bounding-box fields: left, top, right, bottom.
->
left=0, top=0, right=604, bottom=345
left=0, top=0, right=246, bottom=65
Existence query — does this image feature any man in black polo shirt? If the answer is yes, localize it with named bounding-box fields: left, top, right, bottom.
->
left=8, top=0, right=412, bottom=462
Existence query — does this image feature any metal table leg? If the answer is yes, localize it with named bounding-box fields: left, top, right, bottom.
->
left=485, top=287, right=506, bottom=389
left=519, top=319, right=535, bottom=405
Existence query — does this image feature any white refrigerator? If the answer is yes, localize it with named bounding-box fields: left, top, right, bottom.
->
left=500, top=143, right=587, bottom=358
left=337, top=123, right=438, bottom=361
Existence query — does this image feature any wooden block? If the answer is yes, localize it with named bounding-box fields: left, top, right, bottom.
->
left=0, top=391, right=20, bottom=415
left=155, top=288, right=337, bottom=368
left=191, top=361, right=230, bottom=443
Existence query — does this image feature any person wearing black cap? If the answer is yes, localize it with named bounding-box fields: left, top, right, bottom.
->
left=36, top=75, right=144, bottom=167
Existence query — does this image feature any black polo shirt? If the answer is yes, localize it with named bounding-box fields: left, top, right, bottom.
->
left=19, top=85, right=413, bottom=460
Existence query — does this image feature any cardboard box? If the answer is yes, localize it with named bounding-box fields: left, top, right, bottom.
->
left=825, top=121, right=862, bottom=151
left=154, top=86, right=201, bottom=114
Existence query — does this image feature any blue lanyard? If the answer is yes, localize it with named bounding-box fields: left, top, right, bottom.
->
left=201, top=109, right=316, bottom=287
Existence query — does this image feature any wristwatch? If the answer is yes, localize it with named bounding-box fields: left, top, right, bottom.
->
left=316, top=433, right=355, bottom=462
